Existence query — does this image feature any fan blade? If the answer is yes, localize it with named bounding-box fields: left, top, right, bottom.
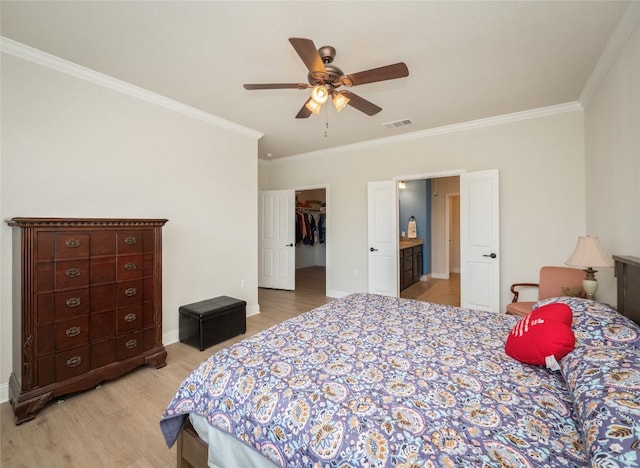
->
left=343, top=91, right=382, bottom=116
left=295, top=99, right=313, bottom=119
left=289, top=37, right=326, bottom=74
left=244, top=83, right=309, bottom=90
left=342, top=62, right=409, bottom=87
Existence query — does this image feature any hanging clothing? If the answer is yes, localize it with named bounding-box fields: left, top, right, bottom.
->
left=318, top=213, right=326, bottom=244
left=295, top=212, right=303, bottom=244
left=303, top=212, right=316, bottom=245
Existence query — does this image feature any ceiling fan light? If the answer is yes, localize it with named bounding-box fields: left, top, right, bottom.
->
left=305, top=99, right=322, bottom=115
left=332, top=92, right=350, bottom=112
left=311, top=85, right=329, bottom=104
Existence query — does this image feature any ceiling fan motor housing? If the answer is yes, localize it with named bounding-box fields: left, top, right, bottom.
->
left=318, top=45, right=336, bottom=63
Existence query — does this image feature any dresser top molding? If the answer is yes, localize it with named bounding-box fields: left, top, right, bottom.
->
left=6, top=218, right=169, bottom=228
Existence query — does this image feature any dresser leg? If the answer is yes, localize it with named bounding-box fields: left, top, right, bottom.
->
left=10, top=386, right=53, bottom=425
left=145, top=348, right=168, bottom=369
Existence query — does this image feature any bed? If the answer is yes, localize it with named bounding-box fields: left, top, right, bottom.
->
left=160, top=255, right=640, bottom=467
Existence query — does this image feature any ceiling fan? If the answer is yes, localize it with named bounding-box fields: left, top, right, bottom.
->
left=243, top=37, right=409, bottom=119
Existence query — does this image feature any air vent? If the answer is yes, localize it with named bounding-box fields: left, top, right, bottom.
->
left=382, top=118, right=413, bottom=129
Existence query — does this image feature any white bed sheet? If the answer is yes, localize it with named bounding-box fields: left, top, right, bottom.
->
left=189, top=413, right=279, bottom=468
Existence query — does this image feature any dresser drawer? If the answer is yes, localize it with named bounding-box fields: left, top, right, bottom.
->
left=117, top=231, right=144, bottom=254
left=117, top=280, right=143, bottom=307
left=38, top=260, right=91, bottom=291
left=55, top=346, right=90, bottom=381
left=37, top=232, right=90, bottom=260
left=117, top=331, right=143, bottom=360
left=117, top=255, right=143, bottom=281
left=56, top=234, right=90, bottom=259
left=55, top=259, right=90, bottom=289
left=54, top=288, right=90, bottom=320
left=55, top=316, right=89, bottom=351
left=117, top=305, right=143, bottom=334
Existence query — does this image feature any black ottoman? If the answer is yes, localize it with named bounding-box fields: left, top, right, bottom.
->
left=179, top=296, right=247, bottom=351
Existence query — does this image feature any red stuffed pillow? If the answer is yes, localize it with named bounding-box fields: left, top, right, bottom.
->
left=505, top=303, right=575, bottom=366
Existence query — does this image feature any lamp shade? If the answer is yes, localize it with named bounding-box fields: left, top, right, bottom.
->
left=311, top=85, right=329, bottom=104
left=565, top=236, right=613, bottom=268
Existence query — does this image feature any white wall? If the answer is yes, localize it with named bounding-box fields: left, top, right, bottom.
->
left=584, top=19, right=640, bottom=306
left=1, top=52, right=260, bottom=400
left=260, top=108, right=587, bottom=306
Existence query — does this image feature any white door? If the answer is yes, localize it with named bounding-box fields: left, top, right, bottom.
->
left=258, top=190, right=295, bottom=290
left=460, top=170, right=500, bottom=311
left=367, top=180, right=398, bottom=296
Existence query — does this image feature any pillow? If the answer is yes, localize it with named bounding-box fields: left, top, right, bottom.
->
left=505, top=303, right=575, bottom=366
left=533, top=297, right=640, bottom=350
left=561, top=285, right=586, bottom=298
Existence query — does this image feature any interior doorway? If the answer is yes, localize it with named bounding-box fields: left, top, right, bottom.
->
left=398, top=176, right=461, bottom=306
left=295, top=188, right=327, bottom=290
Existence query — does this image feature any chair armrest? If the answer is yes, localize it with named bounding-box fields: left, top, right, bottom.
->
left=510, top=282, right=539, bottom=302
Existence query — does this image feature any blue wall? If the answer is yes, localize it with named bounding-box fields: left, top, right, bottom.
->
left=399, top=179, right=431, bottom=275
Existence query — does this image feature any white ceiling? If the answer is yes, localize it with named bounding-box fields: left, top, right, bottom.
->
left=0, top=1, right=630, bottom=160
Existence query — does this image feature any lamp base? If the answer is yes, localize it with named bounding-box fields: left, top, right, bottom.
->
left=583, top=278, right=598, bottom=300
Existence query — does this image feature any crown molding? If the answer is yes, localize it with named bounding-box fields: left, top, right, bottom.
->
left=266, top=101, right=582, bottom=164
left=0, top=36, right=263, bottom=140
left=580, top=2, right=640, bottom=106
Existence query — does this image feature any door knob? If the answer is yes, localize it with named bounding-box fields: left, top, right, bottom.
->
left=286, top=243, right=294, bottom=247
left=370, top=247, right=378, bottom=252
left=483, top=253, right=497, bottom=258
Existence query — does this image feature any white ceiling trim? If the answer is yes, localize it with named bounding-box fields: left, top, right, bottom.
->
left=579, top=2, right=640, bottom=105
left=0, top=36, right=263, bottom=141
left=266, top=101, right=583, bottom=165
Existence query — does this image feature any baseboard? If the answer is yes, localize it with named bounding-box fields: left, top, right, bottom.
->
left=431, top=272, right=450, bottom=280
left=326, top=289, right=350, bottom=299
left=246, top=304, right=260, bottom=317
left=1, top=381, right=8, bottom=404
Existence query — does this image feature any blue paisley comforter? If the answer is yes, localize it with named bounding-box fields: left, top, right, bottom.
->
left=160, top=293, right=640, bottom=467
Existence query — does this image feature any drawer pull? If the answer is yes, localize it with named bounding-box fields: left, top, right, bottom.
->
left=124, top=313, right=137, bottom=322
left=66, top=297, right=81, bottom=308
left=124, top=262, right=137, bottom=271
left=65, top=326, right=81, bottom=337
left=67, top=356, right=82, bottom=368
left=124, top=236, right=137, bottom=245
left=124, top=288, right=137, bottom=297
left=65, top=239, right=81, bottom=248
left=65, top=268, right=81, bottom=278
left=125, top=339, right=137, bottom=349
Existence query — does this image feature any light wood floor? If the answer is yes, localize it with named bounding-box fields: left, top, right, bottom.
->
left=0, top=267, right=330, bottom=468
left=401, top=272, right=461, bottom=307
left=0, top=266, right=458, bottom=467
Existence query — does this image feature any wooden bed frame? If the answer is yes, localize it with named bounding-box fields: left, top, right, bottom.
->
left=175, top=254, right=640, bottom=468
left=177, top=421, right=208, bottom=468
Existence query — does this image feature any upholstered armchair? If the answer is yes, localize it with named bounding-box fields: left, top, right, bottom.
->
left=506, top=266, right=586, bottom=317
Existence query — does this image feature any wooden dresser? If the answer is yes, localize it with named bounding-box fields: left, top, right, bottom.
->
left=6, top=217, right=168, bottom=424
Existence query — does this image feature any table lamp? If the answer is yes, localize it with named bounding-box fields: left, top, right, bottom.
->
left=565, top=236, right=614, bottom=300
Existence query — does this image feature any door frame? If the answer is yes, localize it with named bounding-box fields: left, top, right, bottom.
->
left=394, top=169, right=500, bottom=311
left=292, top=184, right=330, bottom=297
left=395, top=170, right=465, bottom=285
left=445, top=192, right=461, bottom=278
